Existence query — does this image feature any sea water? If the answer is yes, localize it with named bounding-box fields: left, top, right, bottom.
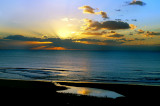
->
left=0, top=50, right=160, bottom=85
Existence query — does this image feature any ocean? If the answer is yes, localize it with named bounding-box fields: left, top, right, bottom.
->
left=0, top=50, right=160, bottom=85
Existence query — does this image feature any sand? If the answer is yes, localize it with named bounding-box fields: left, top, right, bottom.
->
left=0, top=79, right=160, bottom=105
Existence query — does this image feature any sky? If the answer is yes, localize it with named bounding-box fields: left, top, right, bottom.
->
left=0, top=0, right=160, bottom=50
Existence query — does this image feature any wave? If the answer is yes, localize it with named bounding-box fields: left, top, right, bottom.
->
left=0, top=67, right=160, bottom=86
left=0, top=67, right=70, bottom=80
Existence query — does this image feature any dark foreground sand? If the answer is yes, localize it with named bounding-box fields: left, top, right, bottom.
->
left=0, top=79, right=160, bottom=105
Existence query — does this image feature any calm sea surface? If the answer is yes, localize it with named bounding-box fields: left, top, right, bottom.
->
left=0, top=50, right=160, bottom=85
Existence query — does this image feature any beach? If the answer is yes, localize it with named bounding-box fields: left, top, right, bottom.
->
left=0, top=79, right=159, bottom=105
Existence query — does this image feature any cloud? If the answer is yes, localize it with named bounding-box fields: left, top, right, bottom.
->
left=95, top=11, right=108, bottom=19
left=131, top=19, right=137, bottom=21
left=4, top=35, right=41, bottom=41
left=145, top=31, right=160, bottom=37
left=137, top=29, right=145, bottom=33
left=82, top=19, right=136, bottom=31
left=129, top=0, right=146, bottom=6
left=135, top=30, right=160, bottom=37
left=115, top=19, right=122, bottom=21
left=109, top=31, right=116, bottom=33
left=75, top=38, right=124, bottom=46
left=103, top=39, right=125, bottom=45
left=61, top=18, right=70, bottom=22
left=134, top=38, right=145, bottom=41
left=31, top=46, right=68, bottom=50
left=146, top=31, right=160, bottom=36
left=4, top=35, right=53, bottom=45
left=41, top=35, right=48, bottom=39
left=23, top=41, right=52, bottom=45
left=74, top=40, right=108, bottom=46
left=61, top=18, right=76, bottom=22
left=0, top=35, right=102, bottom=50
left=81, top=31, right=107, bottom=35
left=1, top=35, right=55, bottom=49
left=118, top=38, right=145, bottom=42
left=107, top=33, right=124, bottom=38
left=78, top=6, right=95, bottom=14
left=0, top=35, right=129, bottom=50
left=0, top=39, right=51, bottom=50
left=115, top=9, right=121, bottom=11
left=2, top=35, right=158, bottom=50
left=129, top=24, right=137, bottom=30
left=79, top=5, right=108, bottom=19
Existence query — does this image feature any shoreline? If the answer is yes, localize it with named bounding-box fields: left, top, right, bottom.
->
left=0, top=79, right=160, bottom=105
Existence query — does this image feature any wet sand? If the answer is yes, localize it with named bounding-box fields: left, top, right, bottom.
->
left=0, top=79, right=160, bottom=105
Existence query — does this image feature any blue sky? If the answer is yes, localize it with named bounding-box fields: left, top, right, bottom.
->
left=0, top=0, right=159, bottom=30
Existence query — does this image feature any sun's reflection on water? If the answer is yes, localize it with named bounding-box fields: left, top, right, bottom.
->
left=56, top=83, right=124, bottom=99
left=77, top=88, right=91, bottom=95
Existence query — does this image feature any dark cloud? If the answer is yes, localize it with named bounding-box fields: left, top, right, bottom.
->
left=125, top=19, right=129, bottom=21
left=0, top=35, right=128, bottom=50
left=41, top=35, right=48, bottom=39
left=134, top=38, right=145, bottom=41
left=131, top=19, right=137, bottom=21
left=75, top=38, right=125, bottom=46
left=83, top=19, right=135, bottom=31
left=115, top=9, right=121, bottom=11
left=109, top=31, right=116, bottom=33
left=103, top=39, right=125, bottom=45
left=76, top=38, right=100, bottom=42
left=0, top=39, right=35, bottom=50
left=0, top=35, right=103, bottom=50
left=4, top=35, right=41, bottom=41
left=129, top=0, right=146, bottom=6
left=146, top=31, right=160, bottom=36
left=107, top=34, right=124, bottom=38
left=118, top=38, right=132, bottom=41
left=115, top=19, right=122, bottom=21
left=135, top=30, right=160, bottom=37
left=2, top=35, right=158, bottom=51
left=120, top=38, right=145, bottom=41
left=100, top=21, right=131, bottom=30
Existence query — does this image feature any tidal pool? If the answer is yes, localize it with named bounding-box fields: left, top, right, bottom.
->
left=56, top=83, right=124, bottom=99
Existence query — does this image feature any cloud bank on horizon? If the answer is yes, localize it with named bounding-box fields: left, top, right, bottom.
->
left=1, top=34, right=158, bottom=51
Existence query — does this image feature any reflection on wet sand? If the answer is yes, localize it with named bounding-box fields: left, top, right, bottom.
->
left=56, top=83, right=124, bottom=99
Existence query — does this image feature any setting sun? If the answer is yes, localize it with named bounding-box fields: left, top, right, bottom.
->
left=57, top=30, right=75, bottom=39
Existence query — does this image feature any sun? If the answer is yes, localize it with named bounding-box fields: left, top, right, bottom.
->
left=58, top=31, right=70, bottom=38
left=57, top=30, right=76, bottom=39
